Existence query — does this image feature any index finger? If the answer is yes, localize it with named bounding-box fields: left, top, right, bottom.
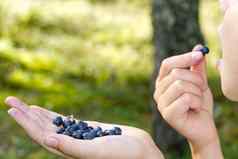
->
left=158, top=51, right=203, bottom=81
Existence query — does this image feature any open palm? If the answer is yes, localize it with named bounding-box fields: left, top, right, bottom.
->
left=6, top=96, right=163, bottom=159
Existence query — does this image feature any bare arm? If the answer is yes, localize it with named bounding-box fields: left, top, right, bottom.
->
left=190, top=134, right=223, bottom=159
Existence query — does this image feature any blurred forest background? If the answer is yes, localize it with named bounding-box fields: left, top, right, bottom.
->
left=0, top=0, right=237, bottom=158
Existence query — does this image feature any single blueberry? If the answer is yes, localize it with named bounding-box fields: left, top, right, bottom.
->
left=113, top=127, right=122, bottom=135
left=53, top=116, right=64, bottom=127
left=199, top=46, right=209, bottom=55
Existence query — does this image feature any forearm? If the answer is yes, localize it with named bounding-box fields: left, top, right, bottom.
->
left=189, top=137, right=224, bottom=159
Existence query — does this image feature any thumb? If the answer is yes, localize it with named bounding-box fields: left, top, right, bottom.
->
left=44, top=134, right=94, bottom=159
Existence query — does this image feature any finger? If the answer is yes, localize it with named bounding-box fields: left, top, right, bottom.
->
left=157, top=80, right=202, bottom=111
left=191, top=44, right=209, bottom=89
left=191, top=58, right=209, bottom=89
left=5, top=96, right=29, bottom=113
left=159, top=51, right=203, bottom=81
left=8, top=108, right=42, bottom=142
left=192, top=44, right=204, bottom=51
left=156, top=69, right=204, bottom=96
left=162, top=93, right=202, bottom=124
left=44, top=133, right=96, bottom=159
left=30, top=105, right=59, bottom=121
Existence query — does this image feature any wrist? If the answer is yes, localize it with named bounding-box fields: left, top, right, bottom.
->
left=189, top=135, right=224, bottom=159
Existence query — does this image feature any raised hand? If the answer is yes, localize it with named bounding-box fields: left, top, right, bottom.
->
left=6, top=96, right=164, bottom=159
left=154, top=45, right=223, bottom=159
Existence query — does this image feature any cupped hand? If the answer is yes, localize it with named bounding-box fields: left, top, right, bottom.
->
left=6, top=96, right=164, bottom=159
left=154, top=45, right=218, bottom=150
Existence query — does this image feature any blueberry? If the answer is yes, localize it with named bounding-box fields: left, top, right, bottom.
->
left=56, top=127, right=65, bottom=134
left=78, top=121, right=88, bottom=130
left=63, top=130, right=73, bottom=136
left=87, top=126, right=94, bottom=131
left=94, top=127, right=103, bottom=137
left=70, top=124, right=80, bottom=131
left=89, top=129, right=97, bottom=137
left=63, top=118, right=75, bottom=128
left=108, top=130, right=116, bottom=135
left=82, top=132, right=95, bottom=140
left=72, top=130, right=84, bottom=139
left=53, top=116, right=64, bottom=127
left=102, top=130, right=110, bottom=136
left=199, top=46, right=209, bottom=55
left=113, top=127, right=122, bottom=135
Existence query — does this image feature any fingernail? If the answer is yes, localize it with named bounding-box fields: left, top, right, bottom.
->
left=6, top=97, right=19, bottom=106
left=8, top=108, right=18, bottom=117
left=45, top=136, right=58, bottom=148
left=5, top=97, right=29, bottom=113
left=192, top=52, right=203, bottom=63
left=193, top=44, right=203, bottom=51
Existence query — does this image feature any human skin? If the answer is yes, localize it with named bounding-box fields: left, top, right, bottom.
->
left=6, top=96, right=164, bottom=159
left=218, top=0, right=238, bottom=101
left=154, top=45, right=224, bottom=159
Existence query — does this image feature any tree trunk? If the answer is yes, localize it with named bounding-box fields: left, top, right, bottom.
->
left=151, top=0, right=204, bottom=155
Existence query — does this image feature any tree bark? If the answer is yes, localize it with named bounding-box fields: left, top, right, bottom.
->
left=151, top=0, right=204, bottom=155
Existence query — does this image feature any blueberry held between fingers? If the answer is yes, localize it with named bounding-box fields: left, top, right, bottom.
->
left=199, top=46, right=210, bottom=55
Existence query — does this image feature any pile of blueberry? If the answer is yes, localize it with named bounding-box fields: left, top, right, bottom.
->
left=199, top=46, right=210, bottom=55
left=53, top=116, right=122, bottom=140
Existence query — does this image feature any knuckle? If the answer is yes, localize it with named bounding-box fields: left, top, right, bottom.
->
left=174, top=80, right=185, bottom=92
left=171, top=69, right=180, bottom=78
left=157, top=103, right=162, bottom=112
left=153, top=90, right=159, bottom=102
left=161, top=109, right=171, bottom=122
left=182, top=93, right=193, bottom=105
